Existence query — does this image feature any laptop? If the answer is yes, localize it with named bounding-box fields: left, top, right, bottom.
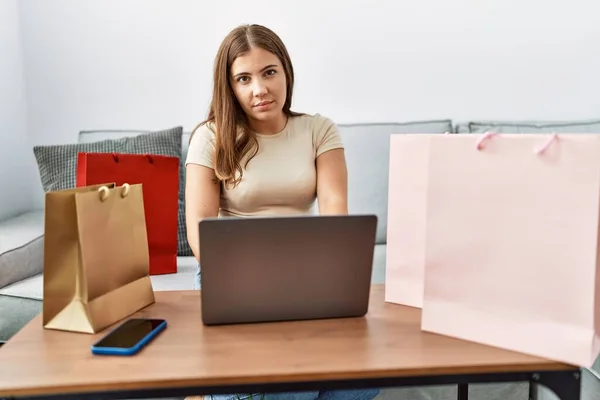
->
left=198, top=214, right=378, bottom=325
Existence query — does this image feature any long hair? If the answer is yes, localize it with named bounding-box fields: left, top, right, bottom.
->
left=191, top=24, right=302, bottom=188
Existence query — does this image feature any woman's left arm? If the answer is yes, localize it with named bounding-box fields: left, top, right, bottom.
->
left=316, top=148, right=348, bottom=215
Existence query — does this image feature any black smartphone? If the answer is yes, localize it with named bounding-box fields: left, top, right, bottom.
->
left=91, top=318, right=167, bottom=356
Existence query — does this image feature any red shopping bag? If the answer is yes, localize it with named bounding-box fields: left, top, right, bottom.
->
left=76, top=152, right=179, bottom=275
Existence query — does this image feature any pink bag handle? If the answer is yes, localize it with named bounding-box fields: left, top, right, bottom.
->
left=475, top=132, right=499, bottom=150
left=534, top=134, right=559, bottom=155
left=475, top=132, right=559, bottom=155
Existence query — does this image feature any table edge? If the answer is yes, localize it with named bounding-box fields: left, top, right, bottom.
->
left=0, top=361, right=577, bottom=397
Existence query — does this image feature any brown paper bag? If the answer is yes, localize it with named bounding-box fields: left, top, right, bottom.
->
left=43, top=182, right=155, bottom=334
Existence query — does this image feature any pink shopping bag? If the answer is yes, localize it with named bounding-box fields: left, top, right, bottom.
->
left=385, top=134, right=437, bottom=308
left=421, top=132, right=600, bottom=367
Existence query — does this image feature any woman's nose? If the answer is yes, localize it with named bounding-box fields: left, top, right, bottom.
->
left=252, top=81, right=267, bottom=96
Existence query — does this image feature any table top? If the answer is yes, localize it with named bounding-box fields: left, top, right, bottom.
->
left=0, top=284, right=574, bottom=398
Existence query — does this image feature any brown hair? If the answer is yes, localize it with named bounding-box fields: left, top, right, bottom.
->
left=190, top=24, right=302, bottom=188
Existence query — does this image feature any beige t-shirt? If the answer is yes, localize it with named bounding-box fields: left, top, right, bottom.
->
left=185, top=113, right=344, bottom=218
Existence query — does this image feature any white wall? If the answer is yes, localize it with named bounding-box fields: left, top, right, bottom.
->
left=0, top=0, right=35, bottom=220
left=11, top=0, right=600, bottom=207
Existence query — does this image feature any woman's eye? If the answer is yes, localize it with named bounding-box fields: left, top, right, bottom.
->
left=265, top=69, right=276, bottom=76
left=238, top=76, right=249, bottom=83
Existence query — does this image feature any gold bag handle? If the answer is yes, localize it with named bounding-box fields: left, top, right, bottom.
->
left=98, top=183, right=131, bottom=202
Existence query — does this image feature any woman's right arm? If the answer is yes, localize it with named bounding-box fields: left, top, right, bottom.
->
left=185, top=164, right=220, bottom=263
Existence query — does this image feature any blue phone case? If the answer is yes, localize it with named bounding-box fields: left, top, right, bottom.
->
left=91, top=319, right=167, bottom=356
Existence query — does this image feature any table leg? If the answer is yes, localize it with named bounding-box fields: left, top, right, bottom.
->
left=529, top=370, right=581, bottom=400
left=457, top=383, right=468, bottom=400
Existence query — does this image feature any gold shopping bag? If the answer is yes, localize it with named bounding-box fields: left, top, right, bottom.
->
left=43, top=182, right=155, bottom=334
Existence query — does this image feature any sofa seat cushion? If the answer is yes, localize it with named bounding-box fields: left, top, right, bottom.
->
left=0, top=295, right=42, bottom=342
left=0, top=246, right=386, bottom=301
left=372, top=244, right=385, bottom=284
left=0, top=210, right=44, bottom=289
left=0, top=256, right=200, bottom=301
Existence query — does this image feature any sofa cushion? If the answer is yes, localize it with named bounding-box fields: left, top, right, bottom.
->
left=0, top=256, right=200, bottom=301
left=339, top=120, right=453, bottom=244
left=371, top=244, right=386, bottom=284
left=0, top=295, right=42, bottom=342
left=0, top=274, right=43, bottom=300
left=463, top=119, right=600, bottom=133
left=454, top=122, right=470, bottom=133
left=0, top=245, right=386, bottom=300
left=33, top=126, right=193, bottom=256
left=0, top=210, right=44, bottom=289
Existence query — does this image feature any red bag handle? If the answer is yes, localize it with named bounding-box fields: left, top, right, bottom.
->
left=110, top=153, right=155, bottom=164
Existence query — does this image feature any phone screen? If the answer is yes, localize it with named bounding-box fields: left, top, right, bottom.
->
left=93, top=318, right=165, bottom=349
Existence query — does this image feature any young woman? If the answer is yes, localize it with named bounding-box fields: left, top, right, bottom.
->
left=184, top=24, right=380, bottom=400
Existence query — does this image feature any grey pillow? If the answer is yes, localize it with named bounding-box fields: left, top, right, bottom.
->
left=32, top=126, right=193, bottom=257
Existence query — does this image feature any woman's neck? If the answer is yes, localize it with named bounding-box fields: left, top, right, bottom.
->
left=249, top=112, right=288, bottom=135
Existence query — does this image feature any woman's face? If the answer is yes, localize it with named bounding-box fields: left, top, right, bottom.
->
left=230, top=46, right=287, bottom=127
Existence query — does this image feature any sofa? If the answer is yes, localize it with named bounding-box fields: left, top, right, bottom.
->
left=3, top=117, right=600, bottom=400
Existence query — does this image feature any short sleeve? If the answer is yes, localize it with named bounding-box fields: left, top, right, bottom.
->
left=185, top=123, right=216, bottom=168
left=313, top=114, right=344, bottom=157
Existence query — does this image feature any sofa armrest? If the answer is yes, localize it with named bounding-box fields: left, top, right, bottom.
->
left=0, top=210, right=44, bottom=289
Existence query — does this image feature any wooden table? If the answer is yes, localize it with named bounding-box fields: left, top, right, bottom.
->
left=0, top=285, right=581, bottom=400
